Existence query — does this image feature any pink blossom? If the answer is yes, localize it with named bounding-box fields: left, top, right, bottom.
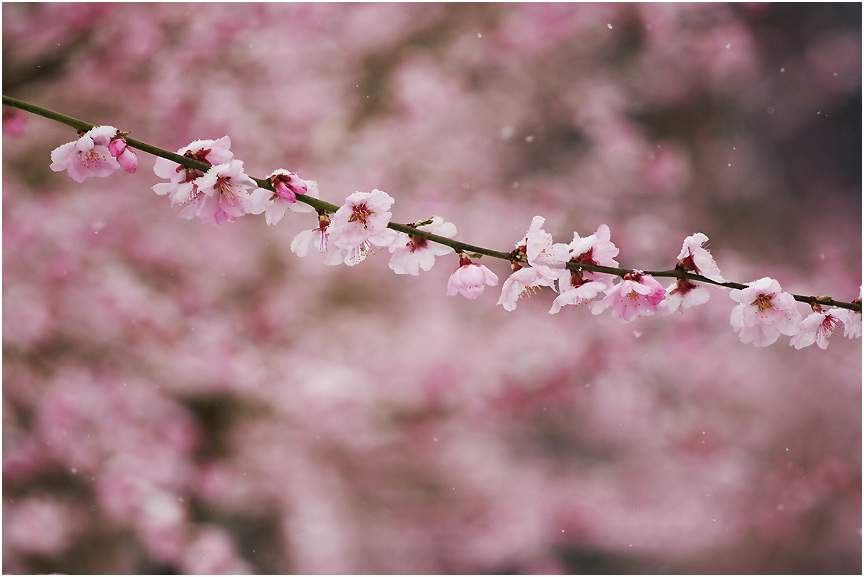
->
left=191, top=160, right=258, bottom=225
left=521, top=216, right=569, bottom=273
left=152, top=136, right=234, bottom=207
left=659, top=279, right=711, bottom=314
left=592, top=271, right=666, bottom=323
left=789, top=307, right=851, bottom=350
left=291, top=212, right=353, bottom=266
left=108, top=134, right=138, bottom=173
left=447, top=253, right=499, bottom=299
left=676, top=232, right=725, bottom=282
left=729, top=277, right=802, bottom=347
left=388, top=216, right=456, bottom=275
left=555, top=223, right=620, bottom=285
left=50, top=125, right=121, bottom=182
left=838, top=308, right=861, bottom=339
left=3, top=108, right=26, bottom=136
left=250, top=174, right=318, bottom=226
left=498, top=266, right=558, bottom=311
left=329, top=189, right=395, bottom=249
left=549, top=276, right=607, bottom=314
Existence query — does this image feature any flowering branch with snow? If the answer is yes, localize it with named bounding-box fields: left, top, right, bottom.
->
left=4, top=94, right=861, bottom=349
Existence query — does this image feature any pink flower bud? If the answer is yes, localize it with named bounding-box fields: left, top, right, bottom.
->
left=116, top=148, right=138, bottom=173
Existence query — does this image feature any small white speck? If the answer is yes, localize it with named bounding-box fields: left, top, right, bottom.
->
left=817, top=110, right=821, bottom=115
left=477, top=32, right=482, bottom=38
left=633, top=331, right=642, bottom=338
left=525, top=135, right=535, bottom=143
left=780, top=67, right=785, bottom=73
left=512, top=181, right=519, bottom=188
left=433, top=437, right=438, bottom=442
left=499, top=125, right=515, bottom=139
left=728, top=163, right=732, bottom=167
left=819, top=253, right=825, bottom=260
left=561, top=529, right=565, bottom=533
left=725, top=43, right=731, bottom=49
left=732, top=146, right=736, bottom=150
left=607, top=23, right=613, bottom=29
left=71, top=468, right=77, bottom=474
left=833, top=72, right=838, bottom=76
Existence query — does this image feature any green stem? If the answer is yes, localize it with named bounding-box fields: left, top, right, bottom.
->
left=4, top=94, right=860, bottom=313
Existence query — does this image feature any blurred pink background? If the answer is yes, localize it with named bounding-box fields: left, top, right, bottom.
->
left=3, top=3, right=861, bottom=574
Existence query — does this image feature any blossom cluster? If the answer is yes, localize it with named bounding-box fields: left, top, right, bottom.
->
left=48, top=133, right=862, bottom=350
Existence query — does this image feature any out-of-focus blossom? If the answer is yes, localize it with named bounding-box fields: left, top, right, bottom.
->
left=592, top=271, right=666, bottom=322
left=251, top=172, right=318, bottom=225
left=3, top=108, right=27, bottom=136
left=790, top=307, right=860, bottom=349
left=180, top=525, right=254, bottom=575
left=4, top=497, right=75, bottom=556
left=388, top=216, right=456, bottom=275
left=730, top=277, right=802, bottom=347
left=50, top=125, right=121, bottom=182
left=447, top=253, right=499, bottom=299
left=192, top=160, right=258, bottom=225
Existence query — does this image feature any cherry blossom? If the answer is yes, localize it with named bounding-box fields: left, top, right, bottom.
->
left=839, top=308, right=861, bottom=339
left=660, top=232, right=725, bottom=314
left=549, top=277, right=607, bottom=314
left=659, top=279, right=712, bottom=314
left=326, top=189, right=398, bottom=265
left=190, top=160, right=258, bottom=225
left=554, top=223, right=620, bottom=286
left=498, top=266, right=558, bottom=311
left=447, top=253, right=499, bottom=299
left=729, top=277, right=802, bottom=347
left=388, top=216, right=456, bottom=275
left=250, top=172, right=318, bottom=226
left=790, top=307, right=855, bottom=350
left=50, top=125, right=122, bottom=182
left=108, top=134, right=138, bottom=173
left=292, top=212, right=338, bottom=261
left=521, top=216, right=569, bottom=272
left=329, top=189, right=395, bottom=248
left=152, top=136, right=234, bottom=207
left=675, top=233, right=725, bottom=282
left=592, top=271, right=666, bottom=322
